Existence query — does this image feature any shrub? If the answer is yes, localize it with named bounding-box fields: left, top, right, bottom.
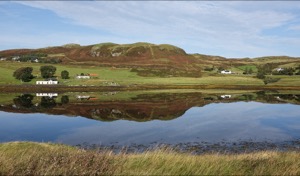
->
left=13, top=67, right=34, bottom=82
left=263, top=77, right=281, bottom=85
left=40, top=65, right=56, bottom=79
left=61, top=70, right=69, bottom=79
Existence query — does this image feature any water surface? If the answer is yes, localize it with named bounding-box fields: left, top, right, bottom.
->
left=0, top=91, right=299, bottom=152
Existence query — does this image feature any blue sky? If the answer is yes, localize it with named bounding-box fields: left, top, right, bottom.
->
left=1, top=1, right=300, bottom=58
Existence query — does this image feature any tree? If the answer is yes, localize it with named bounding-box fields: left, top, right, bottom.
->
left=256, top=67, right=266, bottom=79
left=13, top=67, right=34, bottom=82
left=243, top=67, right=249, bottom=74
left=61, top=70, right=69, bottom=79
left=40, top=65, right=56, bottom=78
left=249, top=68, right=253, bottom=74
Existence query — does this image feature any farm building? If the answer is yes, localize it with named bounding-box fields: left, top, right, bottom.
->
left=76, top=75, right=91, bottom=79
left=275, top=68, right=284, bottom=72
left=36, top=78, right=58, bottom=85
left=221, top=70, right=232, bottom=74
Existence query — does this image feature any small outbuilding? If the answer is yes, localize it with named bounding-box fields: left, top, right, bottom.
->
left=221, top=70, right=232, bottom=74
left=275, top=68, right=284, bottom=72
left=76, top=75, right=91, bottom=79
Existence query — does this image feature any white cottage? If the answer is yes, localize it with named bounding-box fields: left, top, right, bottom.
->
left=36, top=79, right=58, bottom=85
left=221, top=70, right=232, bottom=74
left=76, top=75, right=90, bottom=79
left=275, top=68, right=284, bottom=72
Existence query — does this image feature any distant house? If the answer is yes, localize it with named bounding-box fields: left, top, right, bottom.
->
left=32, top=58, right=39, bottom=63
left=76, top=95, right=91, bottom=100
left=36, top=93, right=58, bottom=98
left=275, top=68, right=284, bottom=72
left=76, top=75, right=90, bottom=79
left=0, top=58, right=6, bottom=61
left=12, top=56, right=20, bottom=61
left=36, top=78, right=58, bottom=85
left=221, top=70, right=232, bottom=74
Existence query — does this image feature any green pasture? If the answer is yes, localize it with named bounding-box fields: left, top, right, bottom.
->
left=0, top=61, right=299, bottom=86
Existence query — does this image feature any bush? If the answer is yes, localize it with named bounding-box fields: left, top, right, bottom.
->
left=204, top=67, right=214, bottom=71
left=61, top=70, right=69, bottom=79
left=40, top=65, right=56, bottom=79
left=263, top=77, right=281, bottom=85
left=13, top=67, right=34, bottom=82
left=256, top=72, right=265, bottom=79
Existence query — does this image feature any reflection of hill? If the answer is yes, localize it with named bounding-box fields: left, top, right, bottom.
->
left=0, top=92, right=299, bottom=122
left=43, top=93, right=208, bottom=122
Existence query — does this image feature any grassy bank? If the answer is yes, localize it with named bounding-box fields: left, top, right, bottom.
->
left=1, top=84, right=300, bottom=93
left=1, top=142, right=300, bottom=175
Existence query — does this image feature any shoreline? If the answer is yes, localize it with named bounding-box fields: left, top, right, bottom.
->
left=1, top=84, right=300, bottom=93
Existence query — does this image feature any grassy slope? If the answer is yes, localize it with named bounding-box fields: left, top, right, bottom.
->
left=1, top=142, right=300, bottom=175
left=0, top=61, right=289, bottom=86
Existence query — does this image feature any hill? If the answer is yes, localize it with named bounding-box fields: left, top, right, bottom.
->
left=0, top=42, right=194, bottom=66
left=1, top=42, right=300, bottom=78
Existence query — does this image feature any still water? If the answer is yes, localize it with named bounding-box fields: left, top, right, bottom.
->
left=0, top=91, right=300, bottom=152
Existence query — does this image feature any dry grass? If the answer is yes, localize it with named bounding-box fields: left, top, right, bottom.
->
left=122, top=149, right=300, bottom=175
left=0, top=142, right=300, bottom=175
left=1, top=142, right=300, bottom=175
left=0, top=142, right=121, bottom=175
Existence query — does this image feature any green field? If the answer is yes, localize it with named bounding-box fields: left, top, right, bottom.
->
left=1, top=142, right=300, bottom=175
left=1, top=61, right=300, bottom=87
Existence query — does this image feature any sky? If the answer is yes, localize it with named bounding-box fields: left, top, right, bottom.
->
left=1, top=1, right=300, bottom=58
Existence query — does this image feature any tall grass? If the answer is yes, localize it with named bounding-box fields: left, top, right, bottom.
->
left=1, top=142, right=300, bottom=175
left=0, top=142, right=121, bottom=175
left=122, top=149, right=300, bottom=175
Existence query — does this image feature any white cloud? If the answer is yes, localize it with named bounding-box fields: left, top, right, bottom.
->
left=288, top=25, right=300, bottom=31
left=8, top=1, right=300, bottom=57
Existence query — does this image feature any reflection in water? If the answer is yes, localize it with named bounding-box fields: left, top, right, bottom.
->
left=1, top=92, right=300, bottom=122
left=40, top=97, right=57, bottom=109
left=36, top=93, right=58, bottom=98
left=0, top=91, right=300, bottom=152
left=61, top=95, right=69, bottom=104
left=13, top=94, right=34, bottom=109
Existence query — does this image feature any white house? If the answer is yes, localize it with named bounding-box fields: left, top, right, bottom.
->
left=275, top=68, right=284, bottom=72
left=36, top=79, right=58, bottom=85
left=76, top=95, right=91, bottom=100
left=12, top=56, right=20, bottom=61
left=0, top=58, right=6, bottom=61
left=221, top=70, right=232, bottom=74
left=76, top=75, right=90, bottom=79
left=32, top=58, right=39, bottom=63
left=36, top=93, right=58, bottom=98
